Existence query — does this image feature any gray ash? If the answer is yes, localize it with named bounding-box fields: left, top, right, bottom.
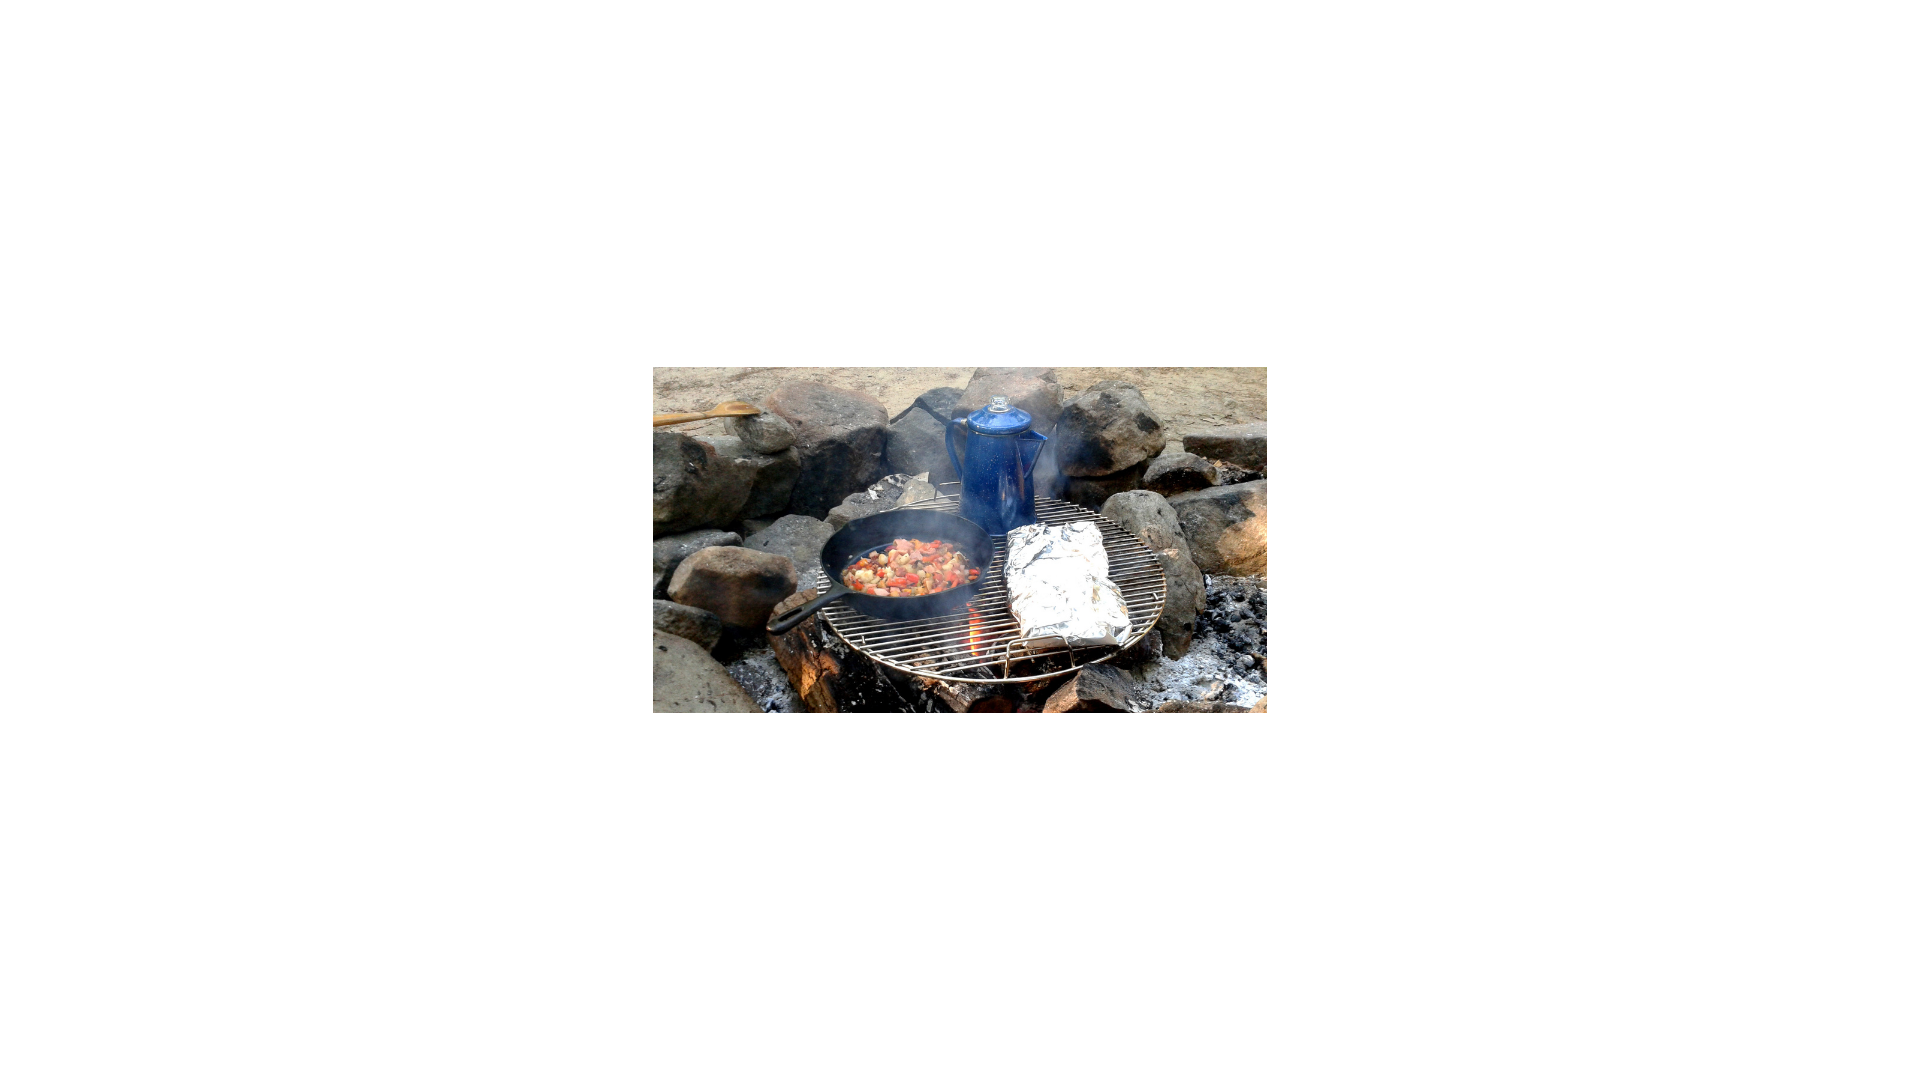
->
left=726, top=645, right=802, bottom=713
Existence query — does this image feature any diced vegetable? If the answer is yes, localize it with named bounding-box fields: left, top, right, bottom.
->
left=841, top=538, right=976, bottom=596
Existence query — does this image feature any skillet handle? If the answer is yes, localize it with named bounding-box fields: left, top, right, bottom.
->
left=766, top=582, right=850, bottom=636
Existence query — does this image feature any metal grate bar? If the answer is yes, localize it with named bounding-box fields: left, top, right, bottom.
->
left=815, top=496, right=1167, bottom=685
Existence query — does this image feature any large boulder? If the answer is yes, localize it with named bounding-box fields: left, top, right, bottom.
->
left=742, top=515, right=836, bottom=591
left=760, top=382, right=891, bottom=518
left=1061, top=461, right=1146, bottom=511
left=654, top=431, right=750, bottom=533
left=725, top=409, right=796, bottom=453
left=653, top=631, right=762, bottom=712
left=704, top=435, right=801, bottom=520
left=652, top=528, right=741, bottom=598
left=1042, top=664, right=1136, bottom=713
left=1141, top=451, right=1218, bottom=496
left=653, top=599, right=724, bottom=652
left=1052, top=380, right=1167, bottom=477
left=1184, top=422, right=1266, bottom=474
left=667, top=546, right=799, bottom=629
left=1166, top=480, right=1267, bottom=576
left=957, top=368, right=1063, bottom=436
left=885, top=407, right=961, bottom=485
left=826, top=473, right=942, bottom=529
left=1099, top=489, right=1207, bottom=659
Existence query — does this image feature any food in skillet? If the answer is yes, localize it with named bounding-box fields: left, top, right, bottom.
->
left=841, top=538, right=980, bottom=597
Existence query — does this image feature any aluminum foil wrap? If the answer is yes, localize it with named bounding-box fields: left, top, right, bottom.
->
left=1003, top=521, right=1132, bottom=650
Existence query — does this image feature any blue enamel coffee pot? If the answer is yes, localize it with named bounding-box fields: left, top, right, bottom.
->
left=945, top=396, right=1049, bottom=536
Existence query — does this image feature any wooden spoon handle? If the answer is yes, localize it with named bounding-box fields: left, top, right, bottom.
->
left=653, top=412, right=713, bottom=427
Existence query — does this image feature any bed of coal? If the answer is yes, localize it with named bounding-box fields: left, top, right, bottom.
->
left=1131, top=575, right=1268, bottom=711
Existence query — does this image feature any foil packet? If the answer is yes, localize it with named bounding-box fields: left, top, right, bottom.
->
left=1003, top=521, right=1132, bottom=650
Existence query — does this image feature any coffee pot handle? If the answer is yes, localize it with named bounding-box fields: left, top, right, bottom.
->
left=945, top=417, right=967, bottom=481
left=1019, top=430, right=1048, bottom=480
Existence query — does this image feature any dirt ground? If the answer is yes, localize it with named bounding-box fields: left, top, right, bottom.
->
left=652, top=367, right=1266, bottom=444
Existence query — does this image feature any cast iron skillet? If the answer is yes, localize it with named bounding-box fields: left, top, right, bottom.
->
left=766, top=508, right=996, bottom=635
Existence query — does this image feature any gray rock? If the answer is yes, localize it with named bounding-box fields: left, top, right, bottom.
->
left=653, top=599, right=723, bottom=652
left=1141, top=451, right=1218, bottom=496
left=1061, top=462, right=1146, bottom=511
left=1183, top=422, right=1266, bottom=473
left=1211, top=460, right=1262, bottom=485
left=667, top=546, right=799, bottom=629
left=1099, top=489, right=1206, bottom=659
left=739, top=518, right=779, bottom=539
left=826, top=473, right=942, bottom=529
left=761, top=382, right=891, bottom=518
left=1053, top=380, right=1167, bottom=477
left=654, top=430, right=751, bottom=533
left=725, top=409, right=796, bottom=453
left=1154, top=701, right=1252, bottom=713
left=653, top=631, right=762, bottom=712
left=885, top=406, right=960, bottom=485
left=890, top=386, right=965, bottom=425
left=1041, top=664, right=1136, bottom=713
left=652, top=528, right=741, bottom=599
left=1166, top=480, right=1267, bottom=576
left=704, top=435, right=801, bottom=519
left=957, top=368, right=1063, bottom=437
left=741, top=514, right=836, bottom=591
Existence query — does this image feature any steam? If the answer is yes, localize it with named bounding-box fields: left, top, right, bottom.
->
left=1029, top=433, right=1068, bottom=500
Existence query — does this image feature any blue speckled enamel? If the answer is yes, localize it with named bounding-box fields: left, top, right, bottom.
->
left=946, top=403, right=1049, bottom=536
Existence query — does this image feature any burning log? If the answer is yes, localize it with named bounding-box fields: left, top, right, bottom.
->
left=767, top=588, right=920, bottom=712
left=914, top=676, right=1020, bottom=714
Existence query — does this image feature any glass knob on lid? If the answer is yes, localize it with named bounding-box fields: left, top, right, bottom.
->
left=988, top=395, right=1010, bottom=412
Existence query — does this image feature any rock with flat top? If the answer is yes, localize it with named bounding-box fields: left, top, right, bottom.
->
left=653, top=600, right=723, bottom=652
left=653, top=631, right=762, bottom=712
left=1183, top=423, right=1266, bottom=473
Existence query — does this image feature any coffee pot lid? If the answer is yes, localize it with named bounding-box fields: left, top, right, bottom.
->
left=965, top=395, right=1034, bottom=436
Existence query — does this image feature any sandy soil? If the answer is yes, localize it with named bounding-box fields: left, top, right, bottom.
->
left=652, top=366, right=1266, bottom=443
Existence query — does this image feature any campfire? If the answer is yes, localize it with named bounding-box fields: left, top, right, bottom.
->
left=654, top=367, right=1267, bottom=713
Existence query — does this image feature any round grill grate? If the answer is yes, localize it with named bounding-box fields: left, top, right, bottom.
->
left=815, top=495, right=1167, bottom=685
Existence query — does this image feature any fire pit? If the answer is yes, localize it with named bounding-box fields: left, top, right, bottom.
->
left=811, top=492, right=1166, bottom=685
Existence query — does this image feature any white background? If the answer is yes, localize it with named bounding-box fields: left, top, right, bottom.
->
left=4, top=2, right=1916, bottom=1076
